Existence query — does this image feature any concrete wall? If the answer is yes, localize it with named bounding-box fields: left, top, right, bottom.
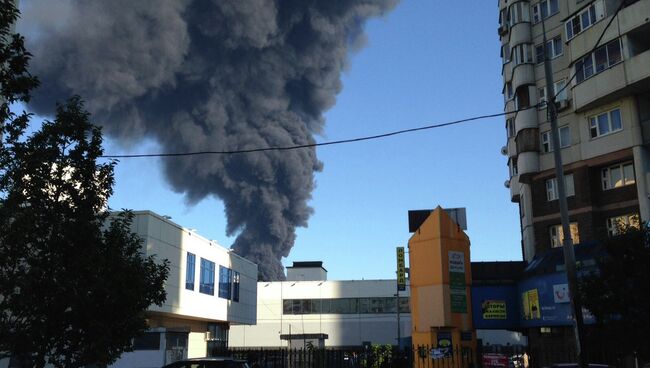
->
left=131, top=211, right=257, bottom=325
left=229, top=279, right=411, bottom=348
left=286, top=267, right=327, bottom=281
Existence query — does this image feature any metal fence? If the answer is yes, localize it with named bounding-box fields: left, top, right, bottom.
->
left=222, top=344, right=648, bottom=368
left=225, top=345, right=475, bottom=368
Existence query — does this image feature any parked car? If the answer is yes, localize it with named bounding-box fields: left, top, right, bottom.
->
left=547, top=364, right=612, bottom=368
left=162, top=357, right=250, bottom=368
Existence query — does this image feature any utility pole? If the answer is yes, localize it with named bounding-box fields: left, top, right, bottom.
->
left=396, top=290, right=401, bottom=348
left=395, top=246, right=406, bottom=349
left=541, top=18, right=587, bottom=368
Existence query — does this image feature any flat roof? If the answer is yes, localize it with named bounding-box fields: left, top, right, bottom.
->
left=287, top=261, right=327, bottom=271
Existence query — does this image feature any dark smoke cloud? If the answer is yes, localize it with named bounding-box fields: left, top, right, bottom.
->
left=19, top=0, right=399, bottom=281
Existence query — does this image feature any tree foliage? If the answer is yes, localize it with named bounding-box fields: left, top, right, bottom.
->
left=579, top=223, right=650, bottom=359
left=0, top=2, right=169, bottom=367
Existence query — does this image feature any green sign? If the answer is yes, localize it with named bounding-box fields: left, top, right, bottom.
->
left=449, top=272, right=465, bottom=288
left=451, top=293, right=467, bottom=313
left=448, top=251, right=467, bottom=313
left=481, top=300, right=507, bottom=320
left=396, top=247, right=406, bottom=291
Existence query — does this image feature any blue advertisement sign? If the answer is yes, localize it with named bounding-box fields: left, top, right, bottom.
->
left=518, top=272, right=595, bottom=327
left=471, top=285, right=520, bottom=329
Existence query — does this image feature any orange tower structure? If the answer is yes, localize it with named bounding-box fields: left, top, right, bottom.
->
left=408, top=207, right=476, bottom=367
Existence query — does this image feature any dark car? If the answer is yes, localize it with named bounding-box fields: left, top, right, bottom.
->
left=547, top=364, right=612, bottom=368
left=162, top=357, right=250, bottom=368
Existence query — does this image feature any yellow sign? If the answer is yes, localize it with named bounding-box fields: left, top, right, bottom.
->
left=396, top=247, right=406, bottom=291
left=522, top=289, right=540, bottom=320
left=481, top=300, right=507, bottom=319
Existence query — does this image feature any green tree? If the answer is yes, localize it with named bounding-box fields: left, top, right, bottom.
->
left=0, top=2, right=169, bottom=367
left=579, top=222, right=650, bottom=361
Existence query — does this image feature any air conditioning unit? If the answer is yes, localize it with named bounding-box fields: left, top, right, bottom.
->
left=555, top=99, right=570, bottom=111
left=504, top=180, right=511, bottom=189
left=500, top=146, right=508, bottom=156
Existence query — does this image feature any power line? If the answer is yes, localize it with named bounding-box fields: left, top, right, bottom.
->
left=100, top=3, right=625, bottom=160
left=99, top=106, right=537, bottom=159
left=94, top=2, right=626, bottom=160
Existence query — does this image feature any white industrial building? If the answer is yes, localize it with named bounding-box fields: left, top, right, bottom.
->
left=111, top=211, right=258, bottom=368
left=229, top=262, right=411, bottom=349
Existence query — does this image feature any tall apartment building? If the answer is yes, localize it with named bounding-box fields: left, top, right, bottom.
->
left=499, top=0, right=650, bottom=261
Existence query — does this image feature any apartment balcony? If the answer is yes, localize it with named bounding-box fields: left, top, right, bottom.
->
left=508, top=138, right=517, bottom=159
left=573, top=48, right=650, bottom=111
left=509, top=22, right=532, bottom=47
left=516, top=151, right=540, bottom=182
left=509, top=173, right=521, bottom=202
left=569, top=0, right=650, bottom=62
left=618, top=0, right=650, bottom=34
left=626, top=47, right=650, bottom=87
left=514, top=105, right=538, bottom=133
left=512, top=64, right=535, bottom=90
left=502, top=61, right=513, bottom=84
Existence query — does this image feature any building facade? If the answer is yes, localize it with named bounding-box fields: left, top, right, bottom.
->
left=229, top=262, right=411, bottom=349
left=498, top=0, right=650, bottom=363
left=111, top=211, right=258, bottom=368
left=499, top=0, right=650, bottom=261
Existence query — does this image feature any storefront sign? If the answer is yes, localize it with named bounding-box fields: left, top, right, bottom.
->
left=482, top=353, right=509, bottom=368
left=522, top=289, right=540, bottom=320
left=449, top=251, right=467, bottom=313
left=553, top=283, right=570, bottom=303
left=396, top=247, right=406, bottom=291
left=481, top=300, right=507, bottom=319
left=436, top=331, right=453, bottom=358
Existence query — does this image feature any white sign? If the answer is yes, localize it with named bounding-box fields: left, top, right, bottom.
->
left=553, top=284, right=570, bottom=303
left=448, top=251, right=465, bottom=273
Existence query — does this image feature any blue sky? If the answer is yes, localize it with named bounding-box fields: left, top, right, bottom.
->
left=31, top=1, right=522, bottom=280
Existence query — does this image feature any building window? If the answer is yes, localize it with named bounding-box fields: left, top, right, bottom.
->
left=575, top=39, right=622, bottom=84
left=532, top=0, right=560, bottom=23
left=502, top=44, right=511, bottom=64
left=545, top=174, right=575, bottom=201
left=515, top=86, right=531, bottom=109
left=510, top=157, right=519, bottom=177
left=508, top=2, right=531, bottom=26
left=132, top=332, right=161, bottom=351
left=550, top=222, right=580, bottom=247
left=185, top=252, right=196, bottom=290
left=507, top=118, right=516, bottom=138
left=283, top=297, right=410, bottom=315
left=535, top=36, right=563, bottom=64
left=500, top=8, right=509, bottom=29
left=541, top=126, right=570, bottom=152
left=513, top=43, right=534, bottom=65
left=539, top=80, right=567, bottom=107
left=602, top=162, right=635, bottom=190
left=606, top=214, right=640, bottom=236
left=200, top=258, right=215, bottom=295
left=589, top=108, right=622, bottom=138
left=218, top=266, right=232, bottom=300
left=565, top=1, right=604, bottom=40
left=506, top=82, right=514, bottom=100
left=554, top=79, right=567, bottom=102
left=232, top=271, right=240, bottom=302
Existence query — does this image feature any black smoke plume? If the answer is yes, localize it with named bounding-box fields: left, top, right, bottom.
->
left=19, top=0, right=399, bottom=281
